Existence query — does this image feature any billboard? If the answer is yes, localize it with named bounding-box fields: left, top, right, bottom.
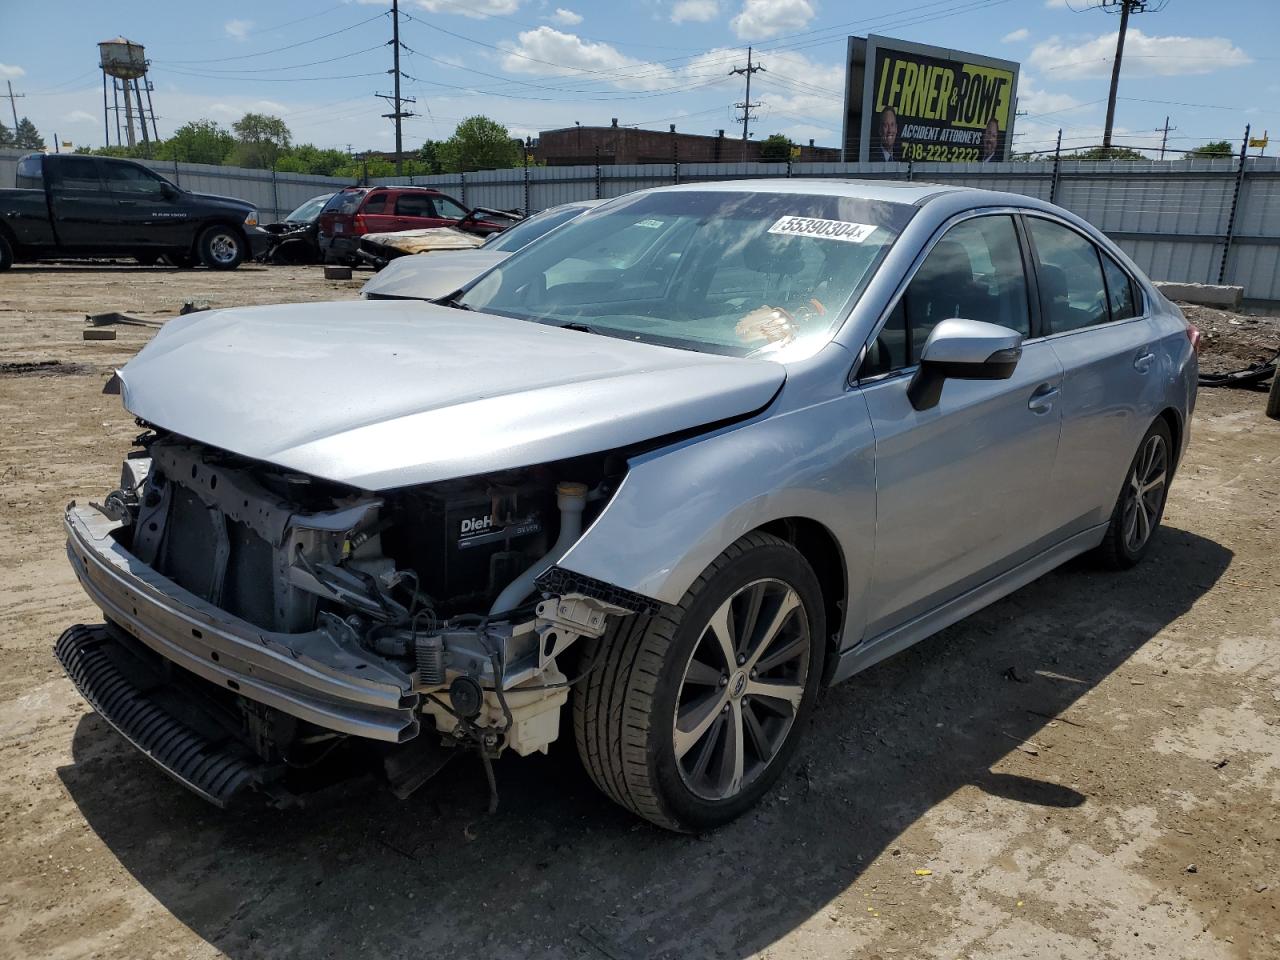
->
left=841, top=35, right=1019, bottom=164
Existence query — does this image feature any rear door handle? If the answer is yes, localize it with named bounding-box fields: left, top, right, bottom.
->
left=1134, top=351, right=1155, bottom=374
left=1029, top=383, right=1060, bottom=415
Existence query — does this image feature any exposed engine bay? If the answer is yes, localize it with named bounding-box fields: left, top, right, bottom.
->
left=75, top=429, right=644, bottom=805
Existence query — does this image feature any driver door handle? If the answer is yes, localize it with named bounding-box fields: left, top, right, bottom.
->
left=1028, top=383, right=1059, bottom=415
left=1134, top=351, right=1155, bottom=374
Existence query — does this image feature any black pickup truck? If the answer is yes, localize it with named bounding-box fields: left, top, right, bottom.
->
left=0, top=154, right=271, bottom=270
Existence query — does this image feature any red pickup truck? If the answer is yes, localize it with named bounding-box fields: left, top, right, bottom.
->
left=317, top=186, right=514, bottom=264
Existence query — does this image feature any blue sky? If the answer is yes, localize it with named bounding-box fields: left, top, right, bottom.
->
left=2, top=0, right=1275, bottom=157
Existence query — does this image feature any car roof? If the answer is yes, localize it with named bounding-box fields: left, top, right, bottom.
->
left=654, top=178, right=963, bottom=206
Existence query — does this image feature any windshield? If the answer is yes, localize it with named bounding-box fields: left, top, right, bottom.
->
left=287, top=194, right=333, bottom=222
left=323, top=190, right=366, bottom=215
left=485, top=204, right=591, bottom=253
left=458, top=190, right=913, bottom=359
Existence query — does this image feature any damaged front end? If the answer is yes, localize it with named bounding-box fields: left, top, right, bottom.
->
left=58, top=431, right=642, bottom=807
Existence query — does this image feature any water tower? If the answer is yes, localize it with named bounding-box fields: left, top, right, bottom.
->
left=99, top=37, right=159, bottom=148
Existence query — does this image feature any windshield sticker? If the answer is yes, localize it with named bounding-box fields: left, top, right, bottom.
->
left=634, top=218, right=665, bottom=229
left=768, top=216, right=877, bottom=243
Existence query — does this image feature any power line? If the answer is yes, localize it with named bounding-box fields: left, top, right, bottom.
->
left=377, top=0, right=415, bottom=174
left=152, top=12, right=387, bottom=65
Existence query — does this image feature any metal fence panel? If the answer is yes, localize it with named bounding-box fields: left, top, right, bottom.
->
left=4, top=147, right=1277, bottom=299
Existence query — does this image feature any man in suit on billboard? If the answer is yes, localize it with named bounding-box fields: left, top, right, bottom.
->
left=981, top=118, right=1001, bottom=162
left=876, top=107, right=901, bottom=162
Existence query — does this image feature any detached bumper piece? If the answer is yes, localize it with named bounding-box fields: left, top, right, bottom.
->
left=56, top=624, right=271, bottom=807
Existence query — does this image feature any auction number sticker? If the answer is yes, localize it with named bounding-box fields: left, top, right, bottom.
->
left=768, top=216, right=877, bottom=243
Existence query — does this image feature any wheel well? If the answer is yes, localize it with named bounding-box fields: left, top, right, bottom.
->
left=758, top=517, right=846, bottom=677
left=1158, top=407, right=1183, bottom=474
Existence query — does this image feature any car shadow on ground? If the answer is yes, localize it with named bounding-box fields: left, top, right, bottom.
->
left=57, top=526, right=1231, bottom=959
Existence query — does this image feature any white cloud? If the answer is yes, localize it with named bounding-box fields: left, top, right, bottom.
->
left=672, top=0, right=719, bottom=23
left=1017, top=75, right=1083, bottom=117
left=64, top=109, right=97, bottom=123
left=730, top=0, right=814, bottom=40
left=1044, top=0, right=1069, bottom=8
left=551, top=7, right=582, bottom=25
left=0, top=63, right=26, bottom=79
left=1002, top=28, right=1030, bottom=43
left=1031, top=28, right=1251, bottom=78
left=415, top=0, right=519, bottom=17
left=224, top=19, right=253, bottom=41
left=501, top=27, right=678, bottom=90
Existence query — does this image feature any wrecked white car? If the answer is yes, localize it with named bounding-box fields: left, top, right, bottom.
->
left=58, top=181, right=1196, bottom=831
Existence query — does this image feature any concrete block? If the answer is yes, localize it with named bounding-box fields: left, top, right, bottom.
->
left=1154, top=281, right=1244, bottom=310
left=323, top=265, right=353, bottom=280
left=82, top=329, right=117, bottom=341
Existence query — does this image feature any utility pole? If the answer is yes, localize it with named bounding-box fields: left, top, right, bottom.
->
left=1156, top=115, right=1177, bottom=160
left=376, top=0, right=416, bottom=175
left=6, top=80, right=24, bottom=134
left=1084, top=1, right=1167, bottom=150
left=730, top=46, right=764, bottom=160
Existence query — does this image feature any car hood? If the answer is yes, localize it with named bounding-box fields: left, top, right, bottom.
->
left=117, top=301, right=785, bottom=490
left=186, top=190, right=254, bottom=211
left=361, top=249, right=510, bottom=301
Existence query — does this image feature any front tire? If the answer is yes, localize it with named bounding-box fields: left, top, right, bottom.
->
left=574, top=531, right=825, bottom=832
left=197, top=225, right=246, bottom=270
left=1096, top=418, right=1173, bottom=568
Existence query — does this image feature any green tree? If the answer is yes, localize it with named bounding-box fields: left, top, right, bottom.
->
left=0, top=121, right=12, bottom=147
left=417, top=139, right=444, bottom=175
left=275, top=144, right=354, bottom=177
left=759, top=133, right=792, bottom=162
left=439, top=116, right=521, bottom=173
left=230, top=113, right=292, bottom=168
left=155, top=120, right=235, bottom=165
left=14, top=117, right=44, bottom=150
left=1188, top=140, right=1233, bottom=159
left=1061, top=145, right=1145, bottom=161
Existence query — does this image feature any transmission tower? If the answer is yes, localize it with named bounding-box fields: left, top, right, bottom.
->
left=730, top=47, right=765, bottom=158
left=376, top=0, right=416, bottom=175
left=1076, top=0, right=1170, bottom=149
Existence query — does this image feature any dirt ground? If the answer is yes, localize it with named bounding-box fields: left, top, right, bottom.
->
left=0, top=263, right=1277, bottom=960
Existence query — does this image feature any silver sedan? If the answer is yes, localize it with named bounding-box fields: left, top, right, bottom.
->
left=57, top=180, right=1197, bottom=832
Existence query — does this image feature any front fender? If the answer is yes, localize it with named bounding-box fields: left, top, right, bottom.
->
left=557, top=387, right=878, bottom=651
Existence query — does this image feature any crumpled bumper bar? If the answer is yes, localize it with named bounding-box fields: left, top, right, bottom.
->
left=64, top=504, right=419, bottom=743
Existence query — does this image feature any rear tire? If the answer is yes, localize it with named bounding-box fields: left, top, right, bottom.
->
left=573, top=531, right=825, bottom=832
left=197, top=225, right=246, bottom=270
left=1095, top=418, right=1173, bottom=569
left=0, top=233, right=13, bottom=271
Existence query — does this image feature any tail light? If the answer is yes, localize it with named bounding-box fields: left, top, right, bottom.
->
left=1185, top=321, right=1203, bottom=355
left=351, top=215, right=372, bottom=236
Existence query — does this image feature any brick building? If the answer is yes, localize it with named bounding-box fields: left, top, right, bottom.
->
left=531, top=121, right=840, bottom=166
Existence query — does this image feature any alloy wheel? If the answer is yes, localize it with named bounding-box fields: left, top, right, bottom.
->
left=1122, top=433, right=1168, bottom=552
left=208, top=232, right=240, bottom=265
left=673, top=577, right=810, bottom=801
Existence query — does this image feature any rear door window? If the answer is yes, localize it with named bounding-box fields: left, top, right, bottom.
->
left=1100, top=252, right=1140, bottom=321
left=394, top=193, right=435, bottom=217
left=1027, top=218, right=1110, bottom=333
left=51, top=157, right=103, bottom=192
left=361, top=193, right=389, bottom=215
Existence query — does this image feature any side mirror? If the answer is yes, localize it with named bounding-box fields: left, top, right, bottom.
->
left=906, top=317, right=1024, bottom=411
left=160, top=181, right=179, bottom=200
